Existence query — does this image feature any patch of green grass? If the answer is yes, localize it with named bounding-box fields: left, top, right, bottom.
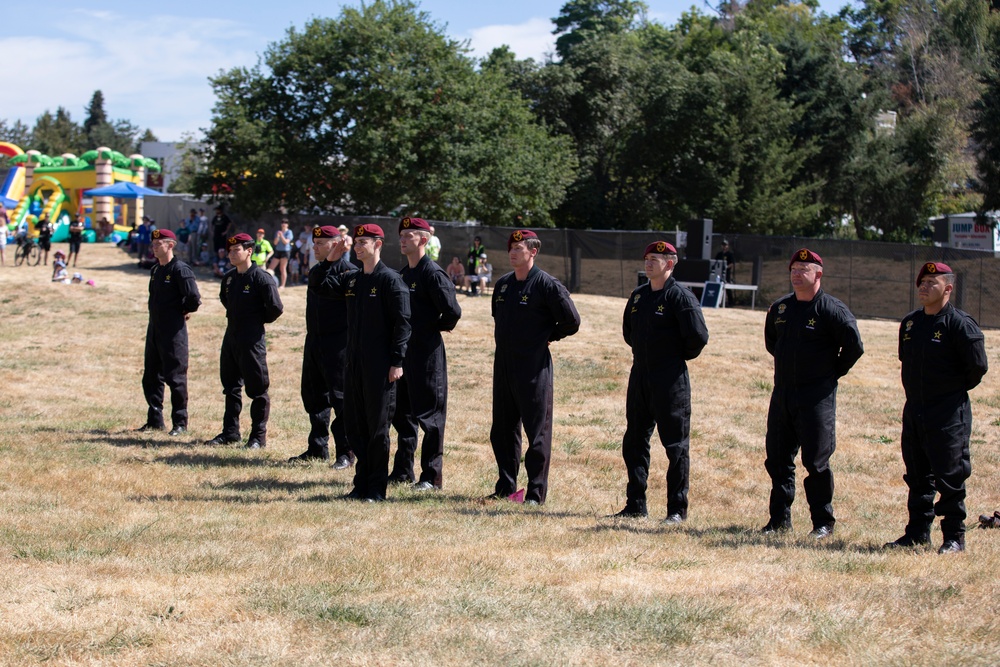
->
left=575, top=598, right=734, bottom=648
left=816, top=554, right=886, bottom=575
left=562, top=438, right=584, bottom=456
left=316, top=603, right=372, bottom=625
left=861, top=434, right=894, bottom=445
left=909, top=584, right=962, bottom=604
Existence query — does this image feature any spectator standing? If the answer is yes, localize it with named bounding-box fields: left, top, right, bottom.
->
left=488, top=230, right=581, bottom=505
left=613, top=241, right=708, bottom=521
left=762, top=249, right=864, bottom=539
left=137, top=229, right=202, bottom=436
left=186, top=209, right=201, bottom=262
left=466, top=236, right=484, bottom=295
left=176, top=219, right=191, bottom=258
left=136, top=216, right=152, bottom=259
left=426, top=225, right=441, bottom=263
left=269, top=218, right=295, bottom=288
left=205, top=233, right=284, bottom=449
left=36, top=215, right=53, bottom=265
left=885, top=262, right=988, bottom=554
left=251, top=228, right=274, bottom=268
left=68, top=215, right=85, bottom=267
left=715, top=240, right=736, bottom=282
left=211, top=206, right=233, bottom=254
left=389, top=217, right=462, bottom=489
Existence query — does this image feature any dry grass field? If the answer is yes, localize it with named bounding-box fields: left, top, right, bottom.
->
left=1, top=244, right=999, bottom=666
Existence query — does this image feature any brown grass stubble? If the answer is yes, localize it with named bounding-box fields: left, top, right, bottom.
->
left=0, top=244, right=998, bottom=665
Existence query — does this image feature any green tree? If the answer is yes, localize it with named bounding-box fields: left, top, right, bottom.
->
left=87, top=118, right=144, bottom=154
left=30, top=107, right=84, bottom=155
left=198, top=0, right=575, bottom=223
left=167, top=132, right=203, bottom=195
left=552, top=0, right=647, bottom=59
left=83, top=90, right=107, bottom=140
left=971, top=12, right=1000, bottom=211
left=0, top=119, right=32, bottom=147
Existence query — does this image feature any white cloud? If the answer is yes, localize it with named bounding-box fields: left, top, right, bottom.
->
left=0, top=10, right=263, bottom=141
left=466, top=17, right=555, bottom=63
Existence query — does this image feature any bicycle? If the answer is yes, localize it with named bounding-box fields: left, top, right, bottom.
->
left=14, top=235, right=41, bottom=267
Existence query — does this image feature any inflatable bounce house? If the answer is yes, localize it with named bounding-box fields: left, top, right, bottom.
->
left=0, top=142, right=161, bottom=242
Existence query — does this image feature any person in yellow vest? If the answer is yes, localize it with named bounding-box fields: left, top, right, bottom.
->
left=251, top=228, right=274, bottom=268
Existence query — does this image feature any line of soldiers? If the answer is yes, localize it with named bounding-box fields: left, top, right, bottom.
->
left=138, top=227, right=988, bottom=554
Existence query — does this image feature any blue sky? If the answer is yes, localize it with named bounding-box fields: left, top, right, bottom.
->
left=2, top=0, right=852, bottom=142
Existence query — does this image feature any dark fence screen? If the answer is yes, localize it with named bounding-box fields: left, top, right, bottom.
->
left=151, top=201, right=999, bottom=328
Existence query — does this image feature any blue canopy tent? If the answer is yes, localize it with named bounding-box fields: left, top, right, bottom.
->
left=84, top=182, right=165, bottom=198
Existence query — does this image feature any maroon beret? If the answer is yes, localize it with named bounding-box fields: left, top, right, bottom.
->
left=916, top=261, right=953, bottom=286
left=314, top=225, right=340, bottom=238
left=399, top=217, right=431, bottom=233
left=644, top=241, right=677, bottom=256
left=152, top=229, right=176, bottom=241
left=227, top=232, right=254, bottom=248
left=354, top=223, right=384, bottom=239
left=507, top=229, right=539, bottom=251
left=789, top=248, right=823, bottom=270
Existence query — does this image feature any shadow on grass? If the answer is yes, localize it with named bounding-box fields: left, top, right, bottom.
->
left=82, top=260, right=146, bottom=272
left=152, top=452, right=279, bottom=468
left=699, top=528, right=851, bottom=552
left=212, top=477, right=346, bottom=493
left=454, top=504, right=591, bottom=519
left=94, top=431, right=205, bottom=449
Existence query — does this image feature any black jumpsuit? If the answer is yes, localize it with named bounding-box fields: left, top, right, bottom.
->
left=218, top=264, right=283, bottom=444
left=898, top=303, right=987, bottom=543
left=490, top=266, right=580, bottom=504
left=763, top=289, right=864, bottom=530
left=389, top=255, right=462, bottom=487
left=320, top=260, right=411, bottom=501
left=300, top=255, right=354, bottom=460
left=621, top=278, right=709, bottom=518
left=143, top=257, right=202, bottom=429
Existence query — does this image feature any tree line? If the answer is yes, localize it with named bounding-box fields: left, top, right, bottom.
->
left=0, top=91, right=157, bottom=161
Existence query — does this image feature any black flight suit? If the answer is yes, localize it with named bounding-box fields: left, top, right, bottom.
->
left=389, top=255, right=462, bottom=487
left=219, top=264, right=283, bottom=444
left=320, top=260, right=411, bottom=501
left=300, top=255, right=355, bottom=460
left=898, top=303, right=987, bottom=544
left=143, top=257, right=202, bottom=429
left=621, top=278, right=709, bottom=518
left=764, top=289, right=864, bottom=530
left=490, top=266, right=581, bottom=504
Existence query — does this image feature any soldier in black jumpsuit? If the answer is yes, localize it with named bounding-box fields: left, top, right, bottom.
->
left=887, top=262, right=988, bottom=553
left=209, top=233, right=283, bottom=448
left=489, top=230, right=580, bottom=505
left=289, top=226, right=355, bottom=464
left=140, top=229, right=202, bottom=435
left=617, top=241, right=708, bottom=521
left=319, top=224, right=410, bottom=501
left=763, top=249, right=863, bottom=537
left=389, top=217, right=462, bottom=489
